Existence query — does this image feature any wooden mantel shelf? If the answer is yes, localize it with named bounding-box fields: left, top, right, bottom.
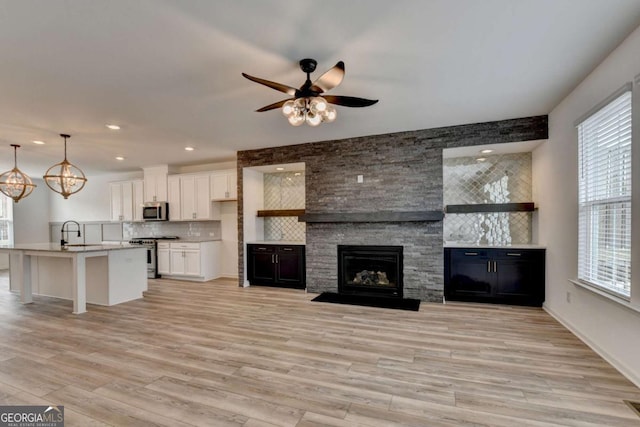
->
left=445, top=202, right=535, bottom=214
left=257, top=209, right=305, bottom=217
left=298, top=211, right=444, bottom=223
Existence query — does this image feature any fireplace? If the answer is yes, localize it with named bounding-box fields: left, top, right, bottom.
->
left=338, top=245, right=403, bottom=297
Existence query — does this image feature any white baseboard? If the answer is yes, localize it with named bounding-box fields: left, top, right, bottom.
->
left=543, top=303, right=640, bottom=388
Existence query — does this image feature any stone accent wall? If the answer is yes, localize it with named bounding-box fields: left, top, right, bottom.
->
left=237, top=115, right=547, bottom=302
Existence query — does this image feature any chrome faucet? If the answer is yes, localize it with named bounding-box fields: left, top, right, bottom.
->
left=61, top=220, right=81, bottom=246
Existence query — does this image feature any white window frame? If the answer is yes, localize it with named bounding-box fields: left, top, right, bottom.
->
left=576, top=84, right=632, bottom=299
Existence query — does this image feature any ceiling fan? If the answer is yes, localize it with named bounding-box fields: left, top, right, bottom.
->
left=242, top=58, right=378, bottom=126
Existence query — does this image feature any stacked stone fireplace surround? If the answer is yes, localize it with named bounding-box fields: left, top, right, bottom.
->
left=237, top=116, right=548, bottom=302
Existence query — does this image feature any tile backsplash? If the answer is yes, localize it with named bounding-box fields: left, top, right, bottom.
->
left=123, top=221, right=221, bottom=240
left=263, top=171, right=306, bottom=241
left=443, top=153, right=533, bottom=245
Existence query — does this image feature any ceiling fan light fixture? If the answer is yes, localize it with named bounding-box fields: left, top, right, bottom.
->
left=0, top=144, right=36, bottom=203
left=43, top=134, right=87, bottom=199
left=281, top=96, right=337, bottom=127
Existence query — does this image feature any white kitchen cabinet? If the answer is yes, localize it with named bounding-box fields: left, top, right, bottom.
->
left=210, top=169, right=237, bottom=201
left=181, top=174, right=212, bottom=220
left=168, top=173, right=219, bottom=221
left=143, top=166, right=168, bottom=202
left=110, top=180, right=144, bottom=222
left=110, top=181, right=134, bottom=221
left=157, top=242, right=171, bottom=275
left=158, top=241, right=220, bottom=281
left=133, top=180, right=144, bottom=221
left=167, top=175, right=182, bottom=221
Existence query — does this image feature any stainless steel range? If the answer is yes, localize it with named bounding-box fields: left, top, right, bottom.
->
left=128, top=236, right=179, bottom=278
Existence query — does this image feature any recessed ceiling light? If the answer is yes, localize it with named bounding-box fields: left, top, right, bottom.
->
left=32, top=140, right=45, bottom=145
left=184, top=146, right=195, bottom=151
left=105, top=124, right=121, bottom=130
left=115, top=156, right=125, bottom=161
left=276, top=167, right=285, bottom=171
left=480, top=149, right=494, bottom=154
left=476, top=157, right=487, bottom=162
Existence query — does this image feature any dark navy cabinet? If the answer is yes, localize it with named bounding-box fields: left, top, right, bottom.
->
left=444, top=247, right=545, bottom=306
left=247, top=244, right=305, bottom=289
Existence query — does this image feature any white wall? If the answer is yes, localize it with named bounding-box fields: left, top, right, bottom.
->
left=13, top=178, right=50, bottom=244
left=534, top=23, right=640, bottom=385
left=48, top=171, right=142, bottom=222
left=220, top=201, right=238, bottom=278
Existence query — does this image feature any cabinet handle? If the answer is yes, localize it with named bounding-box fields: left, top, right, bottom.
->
left=153, top=195, right=157, bottom=201
left=275, top=254, right=278, bottom=263
left=506, top=253, right=522, bottom=256
left=487, top=261, right=491, bottom=272
left=282, top=248, right=293, bottom=251
left=464, top=252, right=478, bottom=256
left=271, top=254, right=274, bottom=263
left=225, top=191, right=229, bottom=198
left=493, top=261, right=497, bottom=272
left=256, top=247, right=267, bottom=251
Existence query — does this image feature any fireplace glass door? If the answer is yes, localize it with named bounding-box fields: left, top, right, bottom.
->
left=338, top=245, right=403, bottom=297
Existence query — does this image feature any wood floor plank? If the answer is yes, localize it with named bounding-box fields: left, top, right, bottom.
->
left=0, top=271, right=638, bottom=426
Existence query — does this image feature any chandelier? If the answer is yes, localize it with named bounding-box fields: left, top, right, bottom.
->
left=281, top=96, right=337, bottom=127
left=0, top=144, right=36, bottom=203
left=43, top=134, right=87, bottom=199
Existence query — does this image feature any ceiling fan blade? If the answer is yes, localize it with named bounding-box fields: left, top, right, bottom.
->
left=255, top=98, right=293, bottom=112
left=310, top=61, right=345, bottom=93
left=324, top=95, right=379, bottom=108
left=242, top=73, right=298, bottom=96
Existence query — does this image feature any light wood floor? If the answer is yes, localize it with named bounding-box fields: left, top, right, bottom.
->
left=0, top=272, right=639, bottom=426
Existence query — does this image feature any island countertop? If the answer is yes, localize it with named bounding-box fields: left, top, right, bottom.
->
left=0, top=242, right=144, bottom=253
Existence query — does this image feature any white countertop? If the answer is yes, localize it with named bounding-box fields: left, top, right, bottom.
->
left=0, top=242, right=145, bottom=253
left=247, top=240, right=306, bottom=246
left=444, top=243, right=546, bottom=249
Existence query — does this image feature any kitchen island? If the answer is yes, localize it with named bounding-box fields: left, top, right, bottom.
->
left=0, top=243, right=147, bottom=314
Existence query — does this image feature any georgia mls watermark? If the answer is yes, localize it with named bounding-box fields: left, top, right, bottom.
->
left=0, top=406, right=64, bottom=427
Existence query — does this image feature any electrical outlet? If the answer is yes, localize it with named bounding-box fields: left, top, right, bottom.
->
left=566, top=291, right=571, bottom=303
left=357, top=175, right=364, bottom=183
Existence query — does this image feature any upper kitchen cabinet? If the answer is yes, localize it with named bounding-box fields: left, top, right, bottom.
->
left=110, top=180, right=143, bottom=222
left=143, top=165, right=168, bottom=202
left=211, top=169, right=237, bottom=201
left=168, top=173, right=220, bottom=221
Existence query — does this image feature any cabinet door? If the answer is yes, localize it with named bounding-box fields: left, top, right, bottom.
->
left=133, top=180, right=144, bottom=222
left=183, top=250, right=201, bottom=276
left=170, top=250, right=185, bottom=275
left=247, top=245, right=276, bottom=284
left=157, top=249, right=171, bottom=275
left=494, top=250, right=545, bottom=306
left=276, top=246, right=305, bottom=288
left=109, top=183, right=123, bottom=221
left=194, top=174, right=211, bottom=219
left=226, top=170, right=237, bottom=200
left=167, top=176, right=182, bottom=220
left=210, top=174, right=228, bottom=200
left=180, top=175, right=196, bottom=220
left=121, top=181, right=134, bottom=221
left=446, top=249, right=492, bottom=298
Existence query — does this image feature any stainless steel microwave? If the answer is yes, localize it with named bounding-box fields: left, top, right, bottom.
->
left=142, top=202, right=169, bottom=221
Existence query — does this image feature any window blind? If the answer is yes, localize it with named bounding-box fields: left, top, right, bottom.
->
left=578, top=90, right=632, bottom=297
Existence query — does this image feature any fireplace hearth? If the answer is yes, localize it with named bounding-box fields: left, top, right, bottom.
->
left=338, top=245, right=403, bottom=297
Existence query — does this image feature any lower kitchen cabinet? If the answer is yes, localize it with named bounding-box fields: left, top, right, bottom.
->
left=247, top=244, right=305, bottom=289
left=444, top=247, right=545, bottom=306
left=158, top=241, right=220, bottom=282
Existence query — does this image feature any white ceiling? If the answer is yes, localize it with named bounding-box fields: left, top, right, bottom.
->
left=1, top=0, right=640, bottom=176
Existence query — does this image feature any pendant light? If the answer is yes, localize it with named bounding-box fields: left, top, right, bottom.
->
left=0, top=144, right=36, bottom=203
left=43, top=134, right=87, bottom=199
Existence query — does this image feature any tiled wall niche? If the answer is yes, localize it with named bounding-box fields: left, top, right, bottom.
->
left=263, top=171, right=306, bottom=241
left=443, top=153, right=533, bottom=245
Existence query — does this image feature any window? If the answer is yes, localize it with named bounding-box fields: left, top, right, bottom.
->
left=0, top=193, right=12, bottom=245
left=577, top=89, right=632, bottom=297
